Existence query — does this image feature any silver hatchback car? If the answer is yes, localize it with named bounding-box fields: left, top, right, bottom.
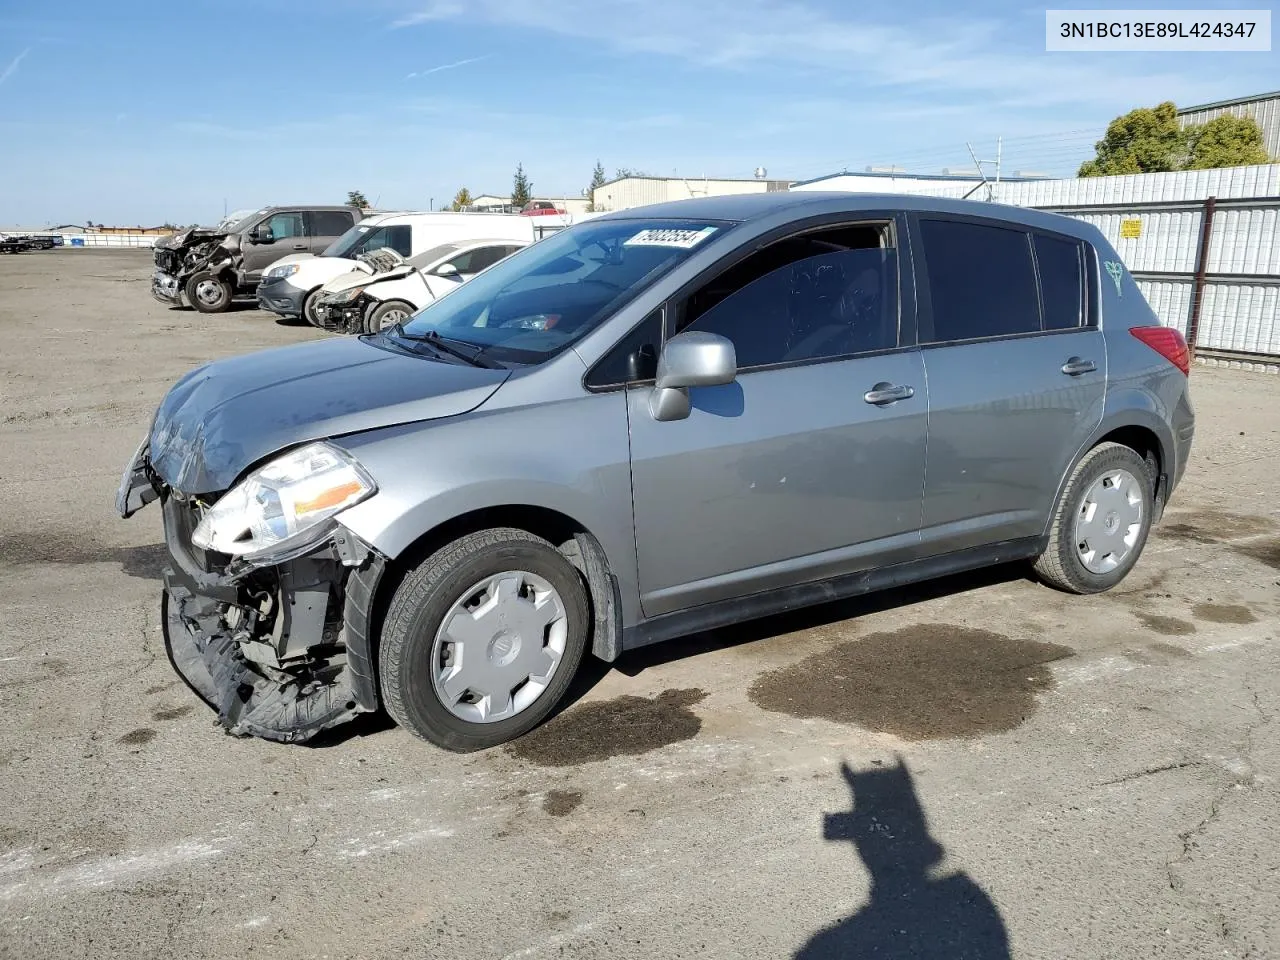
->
left=119, top=193, right=1195, bottom=750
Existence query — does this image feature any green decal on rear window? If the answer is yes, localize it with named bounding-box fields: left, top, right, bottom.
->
left=1104, top=260, right=1124, bottom=297
left=623, top=226, right=718, bottom=249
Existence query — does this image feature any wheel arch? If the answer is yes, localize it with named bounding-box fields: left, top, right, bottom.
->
left=349, top=503, right=624, bottom=712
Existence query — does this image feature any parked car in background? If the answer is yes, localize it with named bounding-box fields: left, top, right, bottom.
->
left=257, top=212, right=537, bottom=325
left=119, top=192, right=1193, bottom=751
left=312, top=238, right=530, bottom=334
left=151, top=205, right=359, bottom=313
left=521, top=200, right=566, bottom=216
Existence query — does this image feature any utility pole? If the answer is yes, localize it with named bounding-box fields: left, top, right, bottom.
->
left=965, top=139, right=1002, bottom=200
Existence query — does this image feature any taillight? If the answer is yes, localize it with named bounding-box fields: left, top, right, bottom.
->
left=1130, top=326, right=1190, bottom=376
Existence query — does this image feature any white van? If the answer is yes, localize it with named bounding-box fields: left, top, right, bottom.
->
left=255, top=211, right=536, bottom=324
left=311, top=237, right=531, bottom=334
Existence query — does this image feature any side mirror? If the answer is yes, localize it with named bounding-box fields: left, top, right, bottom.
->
left=434, top=262, right=460, bottom=278
left=649, top=331, right=737, bottom=422
left=251, top=224, right=274, bottom=244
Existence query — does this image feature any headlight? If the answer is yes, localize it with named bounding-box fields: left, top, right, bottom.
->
left=330, top=285, right=368, bottom=304
left=190, top=442, right=375, bottom=559
left=266, top=263, right=300, bottom=279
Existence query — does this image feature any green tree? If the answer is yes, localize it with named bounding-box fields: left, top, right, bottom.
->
left=1078, top=102, right=1188, bottom=177
left=511, top=163, right=532, bottom=208
left=1185, top=114, right=1272, bottom=169
left=451, top=187, right=474, bottom=211
left=614, top=166, right=654, bottom=179
left=586, top=160, right=607, bottom=211
left=347, top=190, right=370, bottom=209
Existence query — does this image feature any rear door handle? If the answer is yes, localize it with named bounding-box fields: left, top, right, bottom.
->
left=863, top=382, right=915, bottom=405
left=1062, top=357, right=1097, bottom=376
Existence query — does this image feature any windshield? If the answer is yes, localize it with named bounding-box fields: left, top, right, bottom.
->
left=324, top=223, right=375, bottom=258
left=394, top=218, right=726, bottom=364
left=219, top=209, right=265, bottom=233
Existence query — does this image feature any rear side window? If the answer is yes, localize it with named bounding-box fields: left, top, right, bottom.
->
left=311, top=210, right=354, bottom=236
left=918, top=219, right=1040, bottom=343
left=1033, top=233, right=1084, bottom=330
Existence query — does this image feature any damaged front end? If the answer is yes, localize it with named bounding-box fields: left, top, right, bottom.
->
left=152, top=229, right=242, bottom=306
left=119, top=440, right=386, bottom=743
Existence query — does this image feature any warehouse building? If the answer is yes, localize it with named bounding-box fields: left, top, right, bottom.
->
left=591, top=174, right=792, bottom=212
left=1178, top=90, right=1280, bottom=158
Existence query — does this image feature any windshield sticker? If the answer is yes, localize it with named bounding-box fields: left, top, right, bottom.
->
left=623, top=226, right=718, bottom=249
left=1104, top=260, right=1125, bottom=296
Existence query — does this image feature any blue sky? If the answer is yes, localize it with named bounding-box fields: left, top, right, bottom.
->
left=0, top=0, right=1275, bottom=226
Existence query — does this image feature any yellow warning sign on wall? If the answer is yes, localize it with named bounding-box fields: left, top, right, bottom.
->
left=1119, top=219, right=1143, bottom=239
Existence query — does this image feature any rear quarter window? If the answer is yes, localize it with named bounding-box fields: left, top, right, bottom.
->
left=1033, top=232, right=1085, bottom=330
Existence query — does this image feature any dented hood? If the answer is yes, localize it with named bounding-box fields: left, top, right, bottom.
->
left=148, top=336, right=509, bottom=494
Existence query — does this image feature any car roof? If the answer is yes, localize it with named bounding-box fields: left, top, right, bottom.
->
left=594, top=191, right=1094, bottom=237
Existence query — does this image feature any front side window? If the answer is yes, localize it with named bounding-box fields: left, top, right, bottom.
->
left=918, top=218, right=1040, bottom=343
left=266, top=212, right=305, bottom=239
left=395, top=218, right=726, bottom=364
left=678, top=224, right=898, bottom=369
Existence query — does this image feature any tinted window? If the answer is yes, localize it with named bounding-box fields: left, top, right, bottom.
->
left=1034, top=233, right=1083, bottom=330
left=684, top=246, right=898, bottom=368
left=586, top=309, right=664, bottom=388
left=266, top=212, right=305, bottom=239
left=919, top=219, right=1039, bottom=342
left=311, top=210, right=354, bottom=236
left=385, top=225, right=412, bottom=257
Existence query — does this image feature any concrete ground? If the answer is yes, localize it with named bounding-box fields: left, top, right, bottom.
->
left=1, top=249, right=1278, bottom=960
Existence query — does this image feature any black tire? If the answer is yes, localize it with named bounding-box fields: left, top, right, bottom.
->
left=378, top=528, right=590, bottom=751
left=364, top=299, right=416, bottom=335
left=1034, top=442, right=1154, bottom=594
left=184, top=271, right=232, bottom=313
left=301, top=287, right=324, bottom=326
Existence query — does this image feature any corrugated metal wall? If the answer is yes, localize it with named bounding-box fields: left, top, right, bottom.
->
left=1179, top=94, right=1280, bottom=159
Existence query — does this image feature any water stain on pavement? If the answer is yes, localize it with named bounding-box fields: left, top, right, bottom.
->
left=542, top=790, right=584, bottom=817
left=117, top=728, right=156, bottom=746
left=1235, top=538, right=1280, bottom=570
left=508, top=688, right=707, bottom=766
left=748, top=625, right=1072, bottom=740
left=0, top=533, right=167, bottom=580
left=1134, top=613, right=1197, bottom=636
left=1125, top=642, right=1193, bottom=665
left=1158, top=511, right=1276, bottom=544
left=1192, top=603, right=1258, bottom=625
left=151, top=705, right=193, bottom=721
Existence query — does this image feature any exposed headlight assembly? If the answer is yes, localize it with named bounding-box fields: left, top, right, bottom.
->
left=191, top=442, right=375, bottom=561
left=330, top=285, right=368, bottom=304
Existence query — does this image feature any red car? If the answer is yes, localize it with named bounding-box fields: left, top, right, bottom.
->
left=520, top=200, right=566, bottom=217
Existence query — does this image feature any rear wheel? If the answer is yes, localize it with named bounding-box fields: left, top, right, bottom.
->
left=364, top=299, right=415, bottom=335
left=184, top=272, right=232, bottom=313
left=378, top=528, right=590, bottom=751
left=1034, top=442, right=1154, bottom=594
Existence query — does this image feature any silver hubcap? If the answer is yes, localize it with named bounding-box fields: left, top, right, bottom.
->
left=378, top=307, right=409, bottom=330
left=195, top=279, right=224, bottom=306
left=1074, top=468, right=1144, bottom=573
left=431, top=571, right=567, bottom=724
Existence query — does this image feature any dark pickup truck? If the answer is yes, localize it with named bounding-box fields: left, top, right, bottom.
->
left=151, top=205, right=360, bottom=313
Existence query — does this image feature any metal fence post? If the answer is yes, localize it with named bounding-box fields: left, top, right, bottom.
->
left=1187, top=196, right=1217, bottom=357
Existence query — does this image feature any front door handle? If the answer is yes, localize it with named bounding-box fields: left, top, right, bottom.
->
left=292, top=243, right=307, bottom=250
left=864, top=382, right=915, bottom=405
left=1061, top=357, right=1097, bottom=376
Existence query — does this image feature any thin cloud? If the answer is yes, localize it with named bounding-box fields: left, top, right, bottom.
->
left=0, top=47, right=31, bottom=86
left=392, top=1, right=465, bottom=29
left=404, top=54, right=490, bottom=80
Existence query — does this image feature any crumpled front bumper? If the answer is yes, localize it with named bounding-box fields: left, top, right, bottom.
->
left=152, top=270, right=183, bottom=306
left=154, top=486, right=385, bottom=743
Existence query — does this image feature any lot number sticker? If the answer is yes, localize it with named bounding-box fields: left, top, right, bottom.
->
left=624, top=226, right=718, bottom=248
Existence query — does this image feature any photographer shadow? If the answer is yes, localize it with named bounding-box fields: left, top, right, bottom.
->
left=797, top=758, right=1011, bottom=960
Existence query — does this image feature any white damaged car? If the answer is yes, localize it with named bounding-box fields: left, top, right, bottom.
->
left=311, top=238, right=530, bottom=334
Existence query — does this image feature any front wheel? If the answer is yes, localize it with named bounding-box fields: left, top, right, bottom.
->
left=378, top=528, right=590, bottom=751
left=364, top=299, right=416, bottom=335
left=184, top=272, right=232, bottom=313
left=1034, top=442, right=1154, bottom=594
